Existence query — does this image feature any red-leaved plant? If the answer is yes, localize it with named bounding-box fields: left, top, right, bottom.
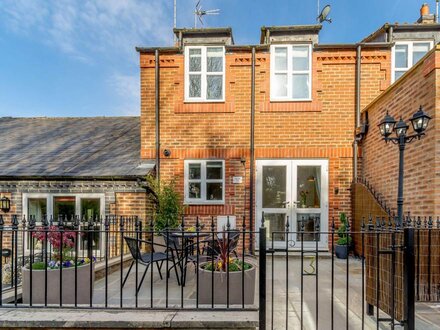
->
left=32, top=226, right=77, bottom=261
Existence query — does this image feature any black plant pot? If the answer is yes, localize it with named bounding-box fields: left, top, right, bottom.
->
left=335, top=244, right=348, bottom=259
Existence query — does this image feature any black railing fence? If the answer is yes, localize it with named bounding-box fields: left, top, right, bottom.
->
left=0, top=213, right=438, bottom=330
left=0, top=214, right=258, bottom=311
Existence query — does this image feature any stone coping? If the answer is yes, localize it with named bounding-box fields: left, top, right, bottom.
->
left=0, top=308, right=259, bottom=329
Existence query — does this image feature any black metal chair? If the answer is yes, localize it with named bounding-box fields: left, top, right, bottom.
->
left=122, top=236, right=181, bottom=293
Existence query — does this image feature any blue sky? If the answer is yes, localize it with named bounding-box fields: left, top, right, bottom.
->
left=0, top=0, right=431, bottom=117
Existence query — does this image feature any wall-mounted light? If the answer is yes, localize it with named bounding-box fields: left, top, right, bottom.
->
left=0, top=196, right=10, bottom=213
left=163, top=149, right=171, bottom=157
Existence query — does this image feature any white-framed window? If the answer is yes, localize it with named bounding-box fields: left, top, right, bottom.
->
left=270, top=44, right=312, bottom=101
left=184, top=160, right=225, bottom=204
left=23, top=193, right=105, bottom=254
left=185, top=46, right=225, bottom=102
left=392, top=41, right=433, bottom=82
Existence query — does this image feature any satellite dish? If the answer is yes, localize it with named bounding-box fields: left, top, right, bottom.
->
left=317, top=4, right=332, bottom=24
left=194, top=0, right=220, bottom=28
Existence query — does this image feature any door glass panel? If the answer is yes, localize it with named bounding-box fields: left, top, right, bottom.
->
left=263, top=213, right=286, bottom=242
left=297, top=166, right=321, bottom=208
left=53, top=196, right=76, bottom=220
left=296, top=213, right=320, bottom=241
left=28, top=198, right=47, bottom=222
left=262, top=165, right=287, bottom=208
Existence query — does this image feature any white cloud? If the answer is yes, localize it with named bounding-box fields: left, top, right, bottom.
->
left=0, top=0, right=173, bottom=63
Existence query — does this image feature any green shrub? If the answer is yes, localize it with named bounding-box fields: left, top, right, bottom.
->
left=336, top=212, right=352, bottom=246
left=145, top=176, right=183, bottom=231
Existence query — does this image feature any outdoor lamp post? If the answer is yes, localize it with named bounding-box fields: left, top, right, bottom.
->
left=378, top=106, right=431, bottom=224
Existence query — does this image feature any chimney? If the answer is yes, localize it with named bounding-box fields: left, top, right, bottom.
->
left=417, top=3, right=436, bottom=24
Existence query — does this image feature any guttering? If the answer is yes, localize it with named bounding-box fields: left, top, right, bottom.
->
left=136, top=47, right=179, bottom=54
left=155, top=49, right=161, bottom=181
left=315, top=42, right=393, bottom=50
left=0, top=175, right=146, bottom=182
left=250, top=46, right=256, bottom=253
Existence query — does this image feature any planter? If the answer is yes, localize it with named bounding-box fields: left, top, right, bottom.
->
left=335, top=244, right=348, bottom=259
left=22, top=263, right=95, bottom=305
left=198, top=262, right=256, bottom=305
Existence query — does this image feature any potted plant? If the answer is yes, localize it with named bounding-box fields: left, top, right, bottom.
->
left=22, top=226, right=95, bottom=305
left=335, top=213, right=352, bottom=259
left=198, top=232, right=256, bottom=305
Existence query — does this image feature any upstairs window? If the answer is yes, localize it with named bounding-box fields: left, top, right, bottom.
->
left=184, top=160, right=225, bottom=204
left=392, top=41, right=433, bottom=82
left=271, top=44, right=312, bottom=101
left=185, top=46, right=225, bottom=102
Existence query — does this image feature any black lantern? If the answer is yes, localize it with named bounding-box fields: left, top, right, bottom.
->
left=410, top=106, right=431, bottom=134
left=0, top=196, right=10, bottom=213
left=378, top=112, right=396, bottom=138
left=395, top=117, right=409, bottom=137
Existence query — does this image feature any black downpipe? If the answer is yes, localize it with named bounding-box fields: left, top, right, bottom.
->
left=155, top=49, right=161, bottom=181
left=353, top=44, right=362, bottom=181
left=250, top=47, right=256, bottom=253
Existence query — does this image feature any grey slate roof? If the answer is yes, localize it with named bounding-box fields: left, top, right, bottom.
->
left=0, top=117, right=154, bottom=178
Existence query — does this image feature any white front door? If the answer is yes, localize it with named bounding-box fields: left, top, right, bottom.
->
left=256, top=159, right=328, bottom=250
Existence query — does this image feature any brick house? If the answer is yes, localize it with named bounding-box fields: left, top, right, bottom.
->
left=0, top=117, right=153, bottom=254
left=137, top=4, right=440, bottom=250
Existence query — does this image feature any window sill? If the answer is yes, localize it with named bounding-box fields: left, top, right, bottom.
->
left=184, top=201, right=225, bottom=206
left=270, top=98, right=313, bottom=102
left=184, top=99, right=225, bottom=103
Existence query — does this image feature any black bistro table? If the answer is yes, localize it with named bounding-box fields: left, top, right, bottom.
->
left=168, top=231, right=211, bottom=286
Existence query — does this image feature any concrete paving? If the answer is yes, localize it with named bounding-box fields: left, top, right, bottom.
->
left=90, top=255, right=440, bottom=329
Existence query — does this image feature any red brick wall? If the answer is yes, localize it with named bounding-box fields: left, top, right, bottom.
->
left=139, top=45, right=392, bottom=233
left=360, top=47, right=438, bottom=216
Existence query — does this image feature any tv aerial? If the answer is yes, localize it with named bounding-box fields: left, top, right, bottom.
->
left=194, top=0, right=220, bottom=28
left=317, top=4, right=332, bottom=24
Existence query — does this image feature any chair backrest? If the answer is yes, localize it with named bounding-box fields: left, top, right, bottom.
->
left=124, top=237, right=142, bottom=260
left=161, top=230, right=181, bottom=250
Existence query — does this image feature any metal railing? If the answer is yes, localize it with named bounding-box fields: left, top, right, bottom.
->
left=0, top=215, right=258, bottom=311
left=0, top=213, right=433, bottom=330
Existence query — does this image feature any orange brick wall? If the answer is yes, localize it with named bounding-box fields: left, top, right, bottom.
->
left=360, top=47, right=439, bottom=216
left=139, top=45, right=392, bottom=233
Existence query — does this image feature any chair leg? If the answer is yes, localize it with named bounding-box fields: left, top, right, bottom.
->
left=171, top=256, right=181, bottom=286
left=136, top=263, right=150, bottom=294
left=122, top=261, right=134, bottom=288
left=156, top=261, right=163, bottom=280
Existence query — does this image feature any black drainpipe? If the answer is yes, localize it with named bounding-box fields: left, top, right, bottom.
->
left=353, top=44, right=361, bottom=181
left=250, top=47, right=256, bottom=253
left=155, top=49, right=161, bottom=182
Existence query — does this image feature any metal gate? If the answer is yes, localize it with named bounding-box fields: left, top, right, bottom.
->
left=258, top=214, right=418, bottom=330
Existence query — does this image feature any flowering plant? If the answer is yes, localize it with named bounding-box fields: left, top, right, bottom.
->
left=32, top=225, right=77, bottom=262
left=202, top=232, right=252, bottom=272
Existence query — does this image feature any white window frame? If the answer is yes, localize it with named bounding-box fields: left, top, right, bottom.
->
left=184, top=160, right=225, bottom=204
left=392, top=40, right=434, bottom=83
left=184, top=46, right=225, bottom=102
left=270, top=44, right=312, bottom=102
left=23, top=193, right=105, bottom=254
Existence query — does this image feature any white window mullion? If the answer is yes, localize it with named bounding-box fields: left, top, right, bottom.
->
left=201, top=160, right=207, bottom=201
